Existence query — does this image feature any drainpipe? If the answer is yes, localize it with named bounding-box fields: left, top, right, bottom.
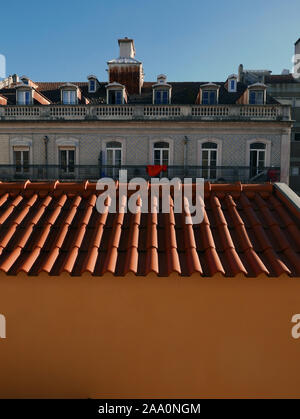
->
left=44, top=136, right=49, bottom=180
left=184, top=136, right=189, bottom=176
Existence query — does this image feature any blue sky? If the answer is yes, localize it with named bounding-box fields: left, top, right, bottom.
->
left=1, top=0, right=300, bottom=82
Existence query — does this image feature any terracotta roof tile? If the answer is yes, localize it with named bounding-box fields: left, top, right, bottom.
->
left=0, top=181, right=299, bottom=277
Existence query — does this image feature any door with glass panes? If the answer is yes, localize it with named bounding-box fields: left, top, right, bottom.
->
left=201, top=142, right=217, bottom=180
left=59, top=148, right=75, bottom=175
left=249, top=143, right=266, bottom=178
left=14, top=148, right=29, bottom=174
left=153, top=142, right=169, bottom=176
left=106, top=142, right=122, bottom=177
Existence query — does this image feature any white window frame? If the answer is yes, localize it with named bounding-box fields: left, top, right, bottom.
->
left=228, top=78, right=237, bottom=92
left=248, top=90, right=265, bottom=105
left=89, top=79, right=96, bottom=93
left=153, top=142, right=170, bottom=165
left=62, top=89, right=77, bottom=105
left=107, top=89, right=124, bottom=105
left=246, top=139, right=271, bottom=167
left=17, top=89, right=32, bottom=105
left=153, top=89, right=170, bottom=105
left=59, top=147, right=76, bottom=174
left=197, top=139, right=222, bottom=166
left=13, top=146, right=30, bottom=174
left=149, top=138, right=174, bottom=165
left=101, top=138, right=126, bottom=165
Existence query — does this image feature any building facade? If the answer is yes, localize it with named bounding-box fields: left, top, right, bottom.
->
left=238, top=37, right=300, bottom=193
left=0, top=38, right=292, bottom=183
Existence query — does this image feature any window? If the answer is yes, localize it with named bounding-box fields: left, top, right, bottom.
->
left=89, top=79, right=96, bottom=92
left=108, top=90, right=123, bottom=104
left=154, top=90, right=169, bottom=104
left=17, top=90, right=31, bottom=105
left=14, top=148, right=29, bottom=173
left=294, top=133, right=300, bottom=141
left=230, top=80, right=236, bottom=90
left=59, top=148, right=75, bottom=174
left=202, top=90, right=217, bottom=105
left=153, top=142, right=169, bottom=166
left=106, top=141, right=122, bottom=177
left=62, top=90, right=76, bottom=105
left=249, top=90, right=264, bottom=105
left=201, top=142, right=217, bottom=179
left=249, top=142, right=266, bottom=178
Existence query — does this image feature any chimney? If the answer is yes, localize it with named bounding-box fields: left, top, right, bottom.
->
left=294, top=38, right=300, bottom=79
left=119, top=37, right=136, bottom=59
left=107, top=38, right=144, bottom=95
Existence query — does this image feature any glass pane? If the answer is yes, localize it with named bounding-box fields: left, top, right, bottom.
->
left=250, top=150, right=257, bottom=177
left=258, top=151, right=265, bottom=167
left=25, top=91, right=31, bottom=105
left=154, top=142, right=169, bottom=148
left=115, top=150, right=122, bottom=166
left=154, top=150, right=161, bottom=165
left=106, top=149, right=113, bottom=165
left=17, top=91, right=24, bottom=105
left=162, top=150, right=169, bottom=164
left=202, top=142, right=217, bottom=149
left=162, top=91, right=168, bottom=104
left=209, top=91, right=216, bottom=104
left=60, top=150, right=67, bottom=172
left=23, top=151, right=29, bottom=172
left=15, top=151, right=21, bottom=172
left=249, top=91, right=256, bottom=105
left=210, top=150, right=217, bottom=166
left=250, top=142, right=266, bottom=149
left=256, top=91, right=263, bottom=104
left=202, top=91, right=209, bottom=105
left=68, top=150, right=75, bottom=173
left=63, top=91, right=69, bottom=104
left=90, top=80, right=95, bottom=91
left=70, top=91, right=76, bottom=105
left=202, top=150, right=208, bottom=164
left=116, top=91, right=122, bottom=104
left=155, top=91, right=161, bottom=104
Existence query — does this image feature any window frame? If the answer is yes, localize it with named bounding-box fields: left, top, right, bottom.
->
left=202, top=90, right=217, bottom=105
left=17, top=89, right=32, bottom=105
left=89, top=79, right=96, bottom=93
left=62, top=89, right=77, bottom=105
left=249, top=90, right=265, bottom=105
left=59, top=147, right=76, bottom=174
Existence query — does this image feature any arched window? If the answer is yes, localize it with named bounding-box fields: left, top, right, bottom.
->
left=153, top=142, right=169, bottom=165
left=106, top=141, right=122, bottom=177
left=201, top=142, right=218, bottom=179
left=250, top=142, right=266, bottom=178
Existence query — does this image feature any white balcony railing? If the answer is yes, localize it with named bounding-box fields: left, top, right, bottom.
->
left=0, top=104, right=290, bottom=121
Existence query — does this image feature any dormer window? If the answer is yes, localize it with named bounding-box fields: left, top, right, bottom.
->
left=109, top=90, right=122, bottom=104
left=202, top=90, right=217, bottom=105
left=106, top=82, right=127, bottom=104
left=152, top=75, right=172, bottom=104
left=87, top=75, right=98, bottom=93
left=248, top=83, right=266, bottom=105
left=199, top=83, right=219, bottom=105
left=62, top=90, right=76, bottom=104
left=89, top=79, right=96, bottom=92
left=155, top=90, right=169, bottom=104
left=227, top=74, right=238, bottom=92
left=59, top=83, right=79, bottom=105
left=249, top=90, right=264, bottom=105
left=17, top=89, right=32, bottom=105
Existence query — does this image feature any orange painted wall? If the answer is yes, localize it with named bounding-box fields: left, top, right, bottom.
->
left=0, top=272, right=300, bottom=398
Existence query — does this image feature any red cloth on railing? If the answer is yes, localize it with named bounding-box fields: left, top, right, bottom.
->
left=267, top=168, right=280, bottom=182
left=146, top=165, right=167, bottom=176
